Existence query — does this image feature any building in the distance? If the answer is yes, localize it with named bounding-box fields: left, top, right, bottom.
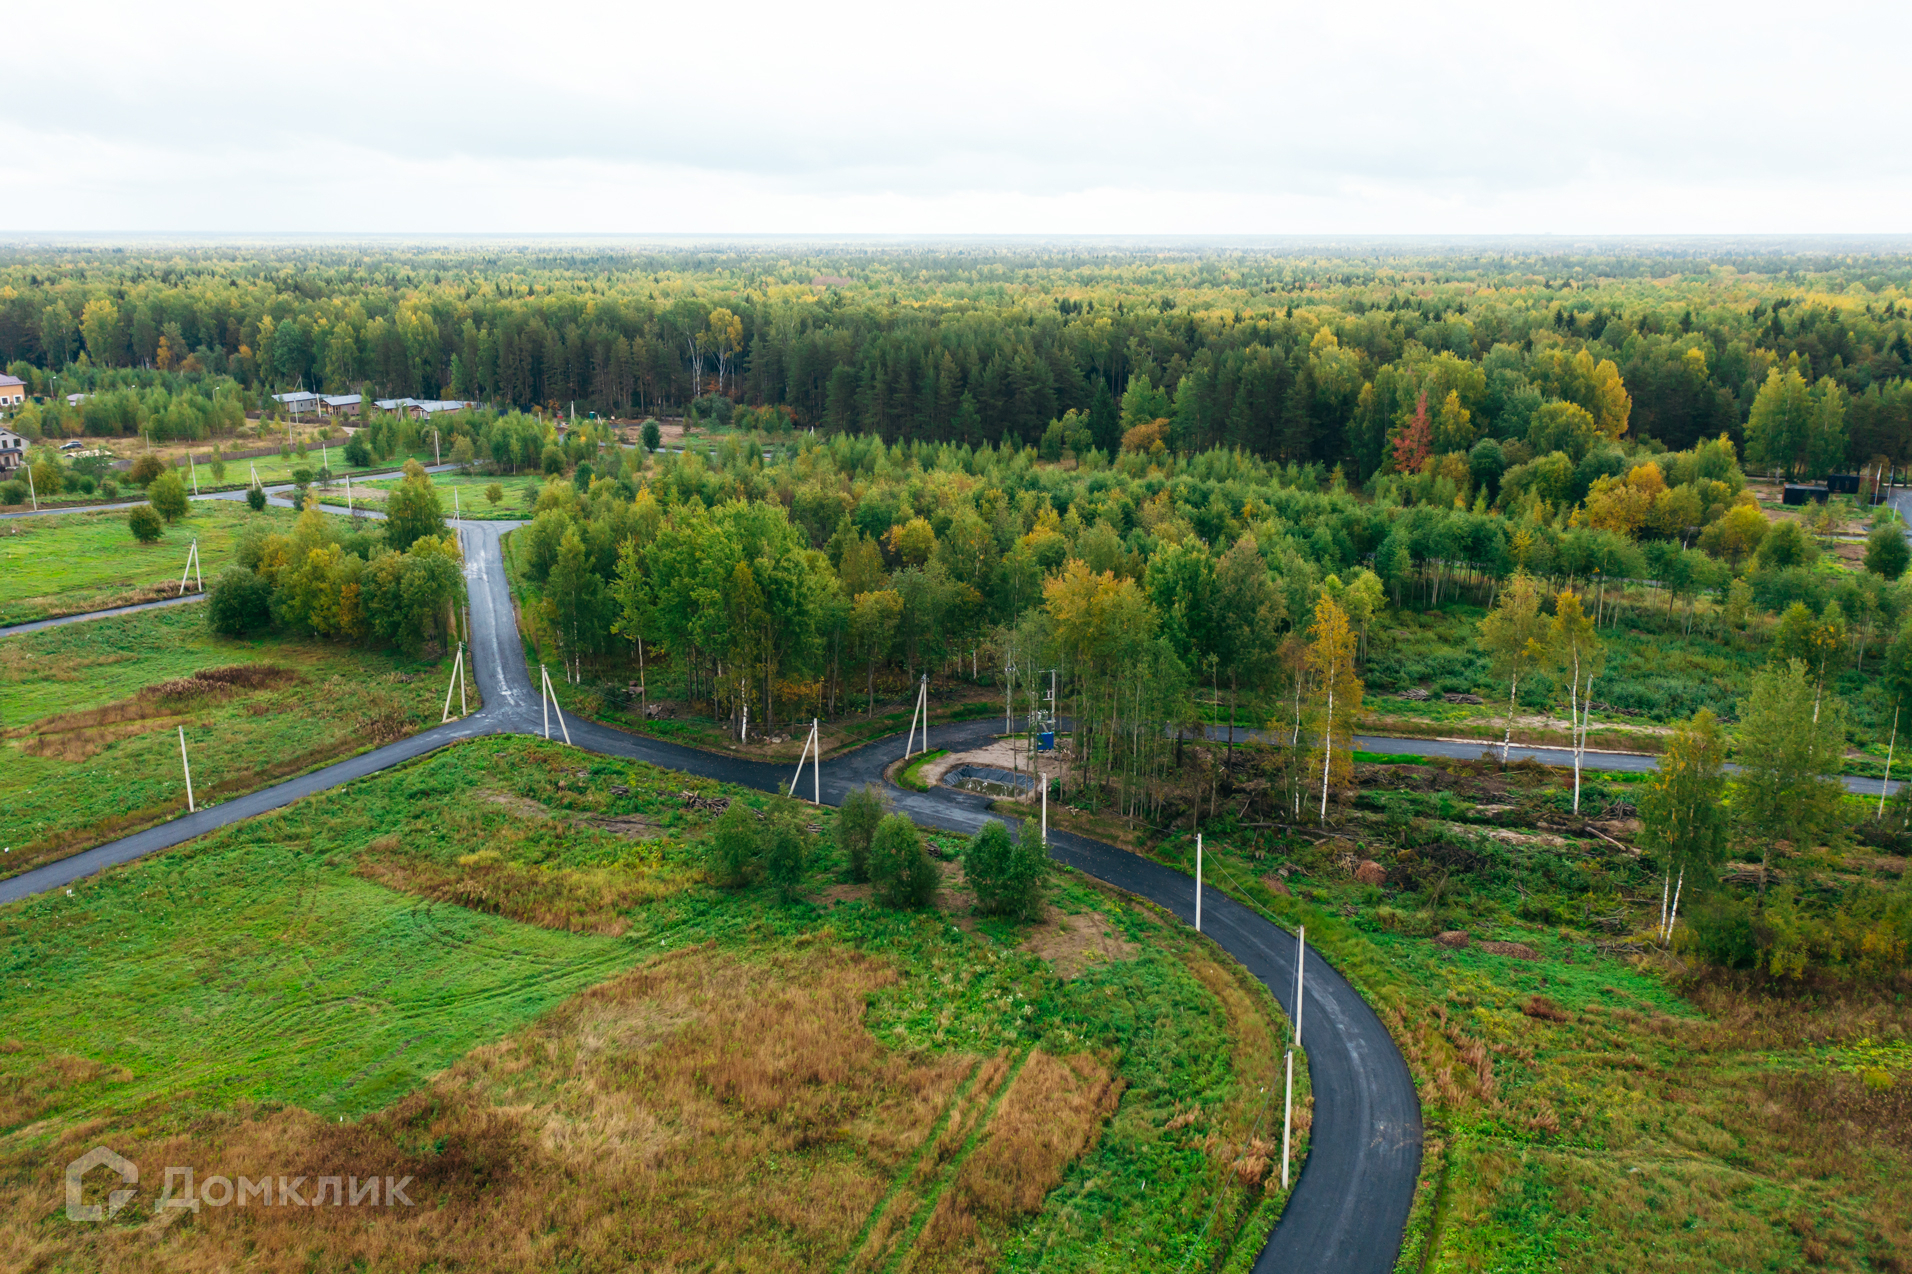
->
left=321, top=394, right=362, bottom=417
left=0, top=426, right=24, bottom=473
left=373, top=398, right=471, bottom=418
left=272, top=390, right=325, bottom=415
left=0, top=374, right=25, bottom=408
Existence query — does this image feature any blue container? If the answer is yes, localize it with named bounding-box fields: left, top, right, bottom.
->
left=1038, top=731, right=1056, bottom=752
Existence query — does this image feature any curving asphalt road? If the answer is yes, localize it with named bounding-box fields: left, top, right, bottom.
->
left=1, top=513, right=1423, bottom=1274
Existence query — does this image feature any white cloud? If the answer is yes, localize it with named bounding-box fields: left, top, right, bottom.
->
left=4, top=0, right=1906, bottom=233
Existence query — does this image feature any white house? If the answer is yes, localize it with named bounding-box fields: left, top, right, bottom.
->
left=373, top=398, right=471, bottom=419
left=0, top=426, right=24, bottom=473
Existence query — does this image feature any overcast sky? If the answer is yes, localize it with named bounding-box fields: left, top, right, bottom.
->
left=5, top=0, right=1904, bottom=236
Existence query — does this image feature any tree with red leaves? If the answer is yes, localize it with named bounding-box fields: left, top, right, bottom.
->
left=1391, top=389, right=1432, bottom=473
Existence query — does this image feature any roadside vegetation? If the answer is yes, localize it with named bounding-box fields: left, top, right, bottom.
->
left=1154, top=756, right=1912, bottom=1274
left=1, top=736, right=1299, bottom=1272
left=204, top=467, right=467, bottom=654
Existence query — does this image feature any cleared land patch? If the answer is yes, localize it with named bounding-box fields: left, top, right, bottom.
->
left=0, top=606, right=460, bottom=875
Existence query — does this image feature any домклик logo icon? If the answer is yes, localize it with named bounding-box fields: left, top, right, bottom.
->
left=65, top=1146, right=137, bottom=1221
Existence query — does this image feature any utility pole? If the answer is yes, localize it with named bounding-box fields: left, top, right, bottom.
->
left=1003, top=648, right=1016, bottom=739
left=24, top=460, right=35, bottom=512
left=178, top=726, right=196, bottom=813
left=1195, top=833, right=1202, bottom=932
left=789, top=718, right=821, bottom=804
left=178, top=540, right=202, bottom=595
left=903, top=674, right=929, bottom=758
left=1283, top=925, right=1305, bottom=1190
left=433, top=428, right=441, bottom=466
left=539, top=664, right=572, bottom=744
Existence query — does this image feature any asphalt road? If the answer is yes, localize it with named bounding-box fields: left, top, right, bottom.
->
left=1, top=517, right=1424, bottom=1274
left=1204, top=723, right=1904, bottom=798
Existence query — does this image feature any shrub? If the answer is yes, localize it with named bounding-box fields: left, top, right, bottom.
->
left=343, top=433, right=372, bottom=468
left=128, top=503, right=163, bottom=543
left=207, top=566, right=274, bottom=636
left=245, top=485, right=267, bottom=512
left=641, top=420, right=661, bottom=452
left=1865, top=523, right=1909, bottom=580
left=128, top=453, right=166, bottom=487
left=707, top=802, right=761, bottom=888
left=836, top=785, right=885, bottom=881
left=98, top=478, right=118, bottom=500
left=541, top=445, right=566, bottom=475
left=149, top=470, right=189, bottom=523
left=964, top=819, right=1048, bottom=920
left=868, top=814, right=937, bottom=909
left=1685, top=897, right=1760, bottom=970
left=485, top=482, right=503, bottom=506
left=0, top=479, right=24, bottom=506
left=764, top=818, right=809, bottom=900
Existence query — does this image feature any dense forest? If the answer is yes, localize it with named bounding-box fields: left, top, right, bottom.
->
left=6, top=241, right=1912, bottom=474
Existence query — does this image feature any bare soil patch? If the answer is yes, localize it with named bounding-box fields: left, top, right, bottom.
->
left=1017, top=910, right=1140, bottom=980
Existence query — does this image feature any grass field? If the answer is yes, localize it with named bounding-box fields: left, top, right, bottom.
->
left=0, top=605, right=465, bottom=875
left=0, top=502, right=358, bottom=626
left=1154, top=758, right=1912, bottom=1274
left=315, top=470, right=542, bottom=521
left=1, top=736, right=1303, bottom=1272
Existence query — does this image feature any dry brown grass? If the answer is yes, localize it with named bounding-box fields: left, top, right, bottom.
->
left=912, top=1050, right=1122, bottom=1271
left=354, top=850, right=681, bottom=937
left=0, top=942, right=994, bottom=1274
left=8, top=664, right=296, bottom=761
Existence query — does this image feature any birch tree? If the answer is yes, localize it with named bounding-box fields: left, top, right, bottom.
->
left=1638, top=708, right=1728, bottom=944
left=1734, top=660, right=1846, bottom=898
left=1479, top=571, right=1549, bottom=764
left=1548, top=590, right=1605, bottom=813
left=1304, top=595, right=1362, bottom=824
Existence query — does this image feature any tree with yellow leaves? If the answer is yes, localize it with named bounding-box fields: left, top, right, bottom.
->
left=1304, top=595, right=1362, bottom=823
left=1548, top=590, right=1605, bottom=812
left=1479, top=571, right=1550, bottom=764
left=706, top=307, right=743, bottom=396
